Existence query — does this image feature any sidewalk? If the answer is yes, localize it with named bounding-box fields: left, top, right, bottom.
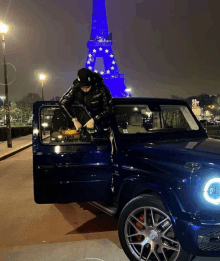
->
left=0, top=134, right=32, bottom=161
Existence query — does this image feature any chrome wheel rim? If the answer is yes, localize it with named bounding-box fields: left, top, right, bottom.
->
left=124, top=206, right=181, bottom=261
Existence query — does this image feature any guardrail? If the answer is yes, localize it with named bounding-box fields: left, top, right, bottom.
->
left=0, top=126, right=32, bottom=141
left=209, top=135, right=220, bottom=140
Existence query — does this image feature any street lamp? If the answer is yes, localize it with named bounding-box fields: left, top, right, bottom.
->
left=39, top=74, right=46, bottom=135
left=39, top=74, right=46, bottom=101
left=0, top=96, right=6, bottom=124
left=0, top=95, right=5, bottom=106
left=0, top=22, right=12, bottom=147
left=125, top=88, right=132, bottom=97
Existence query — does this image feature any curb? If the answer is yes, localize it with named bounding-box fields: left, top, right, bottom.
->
left=0, top=143, right=32, bottom=161
left=209, top=135, right=220, bottom=140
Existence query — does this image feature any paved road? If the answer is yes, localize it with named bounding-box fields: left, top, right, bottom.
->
left=0, top=147, right=127, bottom=260
left=0, top=147, right=219, bottom=261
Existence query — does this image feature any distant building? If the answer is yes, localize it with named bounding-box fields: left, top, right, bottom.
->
left=185, top=95, right=219, bottom=120
left=184, top=95, right=218, bottom=108
left=191, top=99, right=202, bottom=120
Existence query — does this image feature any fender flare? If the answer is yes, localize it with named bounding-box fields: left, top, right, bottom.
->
left=115, top=175, right=192, bottom=223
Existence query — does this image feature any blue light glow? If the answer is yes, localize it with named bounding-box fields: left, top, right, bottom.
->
left=85, top=0, right=131, bottom=98
left=204, top=178, right=220, bottom=205
left=191, top=224, right=200, bottom=231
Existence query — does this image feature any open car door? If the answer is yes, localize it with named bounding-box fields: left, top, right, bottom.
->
left=33, top=101, right=113, bottom=204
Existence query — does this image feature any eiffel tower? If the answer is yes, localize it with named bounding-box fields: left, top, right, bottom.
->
left=84, top=0, right=131, bottom=97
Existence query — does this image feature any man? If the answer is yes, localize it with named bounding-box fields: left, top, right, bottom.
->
left=59, top=68, right=113, bottom=133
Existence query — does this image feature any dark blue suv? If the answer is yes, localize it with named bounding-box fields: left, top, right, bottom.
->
left=33, top=98, right=220, bottom=261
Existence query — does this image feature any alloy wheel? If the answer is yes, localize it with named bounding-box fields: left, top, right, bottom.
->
left=124, top=206, right=181, bottom=261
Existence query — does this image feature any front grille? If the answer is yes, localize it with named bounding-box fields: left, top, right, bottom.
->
left=198, top=229, right=220, bottom=251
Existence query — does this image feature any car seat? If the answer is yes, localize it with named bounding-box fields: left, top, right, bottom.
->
left=128, top=113, right=146, bottom=133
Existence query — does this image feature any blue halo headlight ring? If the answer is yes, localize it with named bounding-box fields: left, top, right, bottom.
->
left=204, top=178, right=220, bottom=205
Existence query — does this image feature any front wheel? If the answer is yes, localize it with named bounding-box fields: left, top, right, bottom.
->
left=118, top=195, right=192, bottom=261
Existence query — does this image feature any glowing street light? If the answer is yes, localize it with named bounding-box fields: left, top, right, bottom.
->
left=0, top=23, right=8, bottom=34
left=39, top=74, right=46, bottom=81
left=125, top=88, right=132, bottom=97
left=0, top=95, right=6, bottom=106
left=0, top=21, right=12, bottom=147
left=39, top=74, right=46, bottom=101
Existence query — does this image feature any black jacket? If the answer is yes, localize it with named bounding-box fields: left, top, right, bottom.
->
left=59, top=82, right=113, bottom=128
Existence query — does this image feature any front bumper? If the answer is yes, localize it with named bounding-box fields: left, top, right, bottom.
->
left=197, top=226, right=220, bottom=251
left=175, top=218, right=220, bottom=257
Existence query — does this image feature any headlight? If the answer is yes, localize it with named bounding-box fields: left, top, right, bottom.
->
left=204, top=178, right=220, bottom=205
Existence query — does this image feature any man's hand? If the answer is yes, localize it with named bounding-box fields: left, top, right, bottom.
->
left=84, top=118, right=95, bottom=129
left=72, top=119, right=82, bottom=131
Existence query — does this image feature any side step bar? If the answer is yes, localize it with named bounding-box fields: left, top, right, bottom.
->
left=89, top=201, right=117, bottom=216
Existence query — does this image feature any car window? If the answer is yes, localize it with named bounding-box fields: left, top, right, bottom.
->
left=114, top=104, right=199, bottom=135
left=161, top=105, right=198, bottom=130
left=40, top=106, right=94, bottom=144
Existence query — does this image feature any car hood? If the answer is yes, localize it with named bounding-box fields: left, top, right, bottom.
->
left=123, top=137, right=220, bottom=175
left=154, top=137, right=220, bottom=155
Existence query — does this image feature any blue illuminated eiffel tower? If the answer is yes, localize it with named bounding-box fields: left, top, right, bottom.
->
left=84, top=0, right=131, bottom=97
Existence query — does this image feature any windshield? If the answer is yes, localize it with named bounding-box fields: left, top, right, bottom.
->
left=114, top=104, right=199, bottom=135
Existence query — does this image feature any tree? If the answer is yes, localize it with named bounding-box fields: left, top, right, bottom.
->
left=7, top=102, right=21, bottom=120
left=213, top=96, right=220, bottom=117
left=170, top=95, right=184, bottom=100
left=9, top=102, right=22, bottom=121
left=17, top=93, right=41, bottom=121
left=0, top=102, right=21, bottom=121
left=0, top=102, right=22, bottom=122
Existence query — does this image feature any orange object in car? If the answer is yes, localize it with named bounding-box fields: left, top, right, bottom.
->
left=61, top=129, right=78, bottom=135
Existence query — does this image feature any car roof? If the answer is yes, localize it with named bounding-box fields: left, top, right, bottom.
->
left=112, top=97, right=188, bottom=106
left=34, top=98, right=189, bottom=107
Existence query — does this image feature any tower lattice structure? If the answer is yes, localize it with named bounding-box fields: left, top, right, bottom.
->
left=84, top=0, right=131, bottom=97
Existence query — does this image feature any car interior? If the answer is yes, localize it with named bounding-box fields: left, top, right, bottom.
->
left=115, top=104, right=193, bottom=134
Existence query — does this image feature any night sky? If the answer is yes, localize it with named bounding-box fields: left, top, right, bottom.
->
left=0, top=0, right=220, bottom=101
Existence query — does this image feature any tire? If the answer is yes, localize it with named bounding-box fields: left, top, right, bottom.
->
left=118, top=195, right=192, bottom=261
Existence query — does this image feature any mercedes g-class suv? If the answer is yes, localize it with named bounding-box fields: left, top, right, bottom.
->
left=33, top=98, right=220, bottom=261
